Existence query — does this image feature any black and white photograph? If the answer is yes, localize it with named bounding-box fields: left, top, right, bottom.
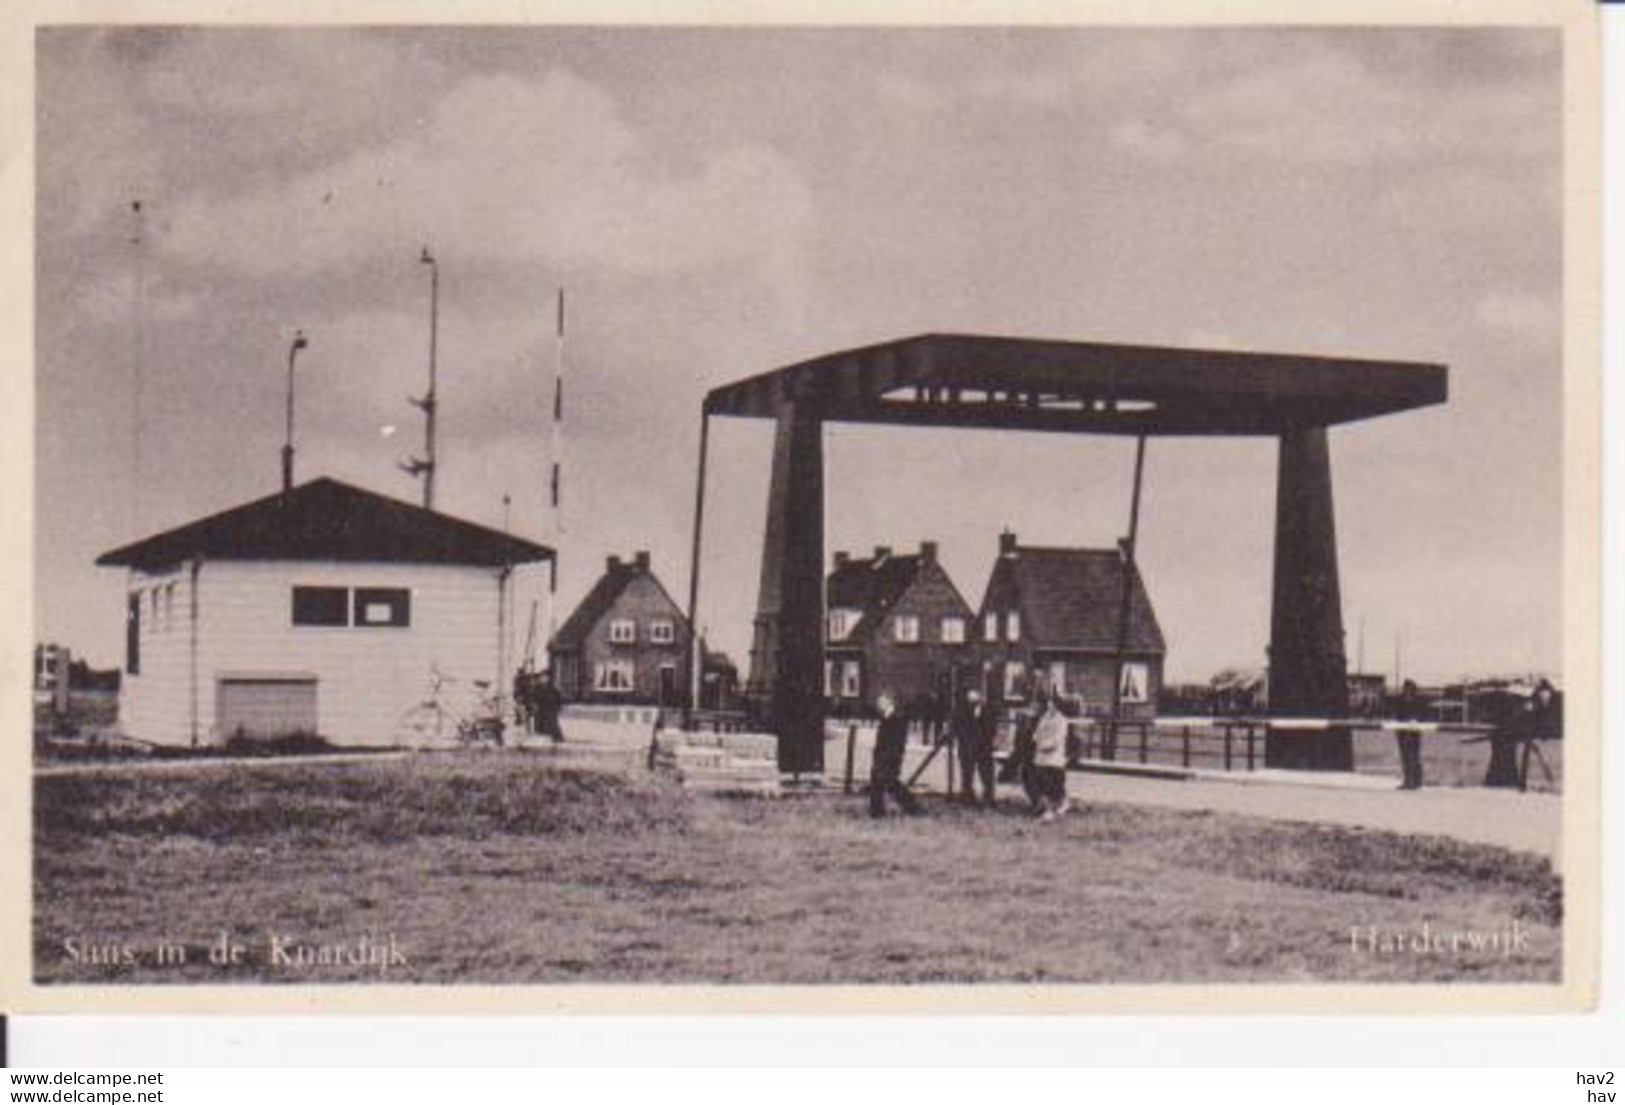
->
left=6, top=5, right=1601, bottom=1010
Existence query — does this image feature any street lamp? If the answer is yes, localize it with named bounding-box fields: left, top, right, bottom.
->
left=281, top=329, right=309, bottom=492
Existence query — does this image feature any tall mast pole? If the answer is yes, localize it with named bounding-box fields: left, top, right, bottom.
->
left=422, top=246, right=439, bottom=510
left=129, top=199, right=146, bottom=533
left=401, top=246, right=439, bottom=508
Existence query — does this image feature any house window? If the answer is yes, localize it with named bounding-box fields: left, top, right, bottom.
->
left=594, top=660, right=635, bottom=693
left=827, top=608, right=859, bottom=642
left=1003, top=662, right=1026, bottom=701
left=941, top=616, right=966, bottom=644
left=354, top=587, right=411, bottom=628
left=893, top=615, right=920, bottom=643
left=841, top=661, right=861, bottom=699
left=650, top=619, right=676, bottom=645
left=608, top=619, right=636, bottom=644
left=292, top=586, right=350, bottom=627
left=1119, top=661, right=1150, bottom=704
left=1048, top=661, right=1068, bottom=696
left=1006, top=611, right=1022, bottom=642
left=163, top=583, right=176, bottom=632
left=984, top=612, right=999, bottom=642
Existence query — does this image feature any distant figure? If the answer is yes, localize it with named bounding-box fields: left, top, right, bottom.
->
left=526, top=669, right=566, bottom=744
left=869, top=692, right=922, bottom=818
left=1520, top=679, right=1561, bottom=791
left=1029, top=697, right=1071, bottom=821
left=952, top=688, right=998, bottom=807
left=1392, top=679, right=1426, bottom=790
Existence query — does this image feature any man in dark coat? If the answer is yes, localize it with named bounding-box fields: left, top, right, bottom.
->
left=869, top=692, right=922, bottom=817
left=952, top=688, right=998, bottom=807
left=1392, top=679, right=1426, bottom=790
left=528, top=669, right=566, bottom=744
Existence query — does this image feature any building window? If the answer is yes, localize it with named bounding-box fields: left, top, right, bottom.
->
left=1003, top=662, right=1026, bottom=701
left=1006, top=611, right=1022, bottom=642
left=941, top=616, right=966, bottom=644
left=984, top=612, right=999, bottom=642
left=841, top=661, right=861, bottom=699
left=354, top=587, right=411, bottom=628
left=594, top=660, right=635, bottom=693
left=893, top=615, right=920, bottom=643
left=1119, top=661, right=1150, bottom=704
left=650, top=619, right=676, bottom=645
left=608, top=619, right=636, bottom=644
left=827, top=608, right=859, bottom=642
left=163, top=583, right=176, bottom=632
left=292, top=586, right=350, bottom=627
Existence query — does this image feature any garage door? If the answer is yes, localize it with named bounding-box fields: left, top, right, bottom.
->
left=217, top=677, right=318, bottom=740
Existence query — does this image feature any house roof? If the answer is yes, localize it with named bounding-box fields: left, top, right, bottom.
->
left=827, top=551, right=922, bottom=642
left=551, top=555, right=685, bottom=651
left=987, top=545, right=1166, bottom=654
left=96, top=477, right=554, bottom=571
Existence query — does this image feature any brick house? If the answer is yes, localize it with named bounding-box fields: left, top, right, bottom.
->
left=550, top=551, right=692, bottom=706
left=824, top=541, right=976, bottom=717
left=973, top=531, right=1166, bottom=719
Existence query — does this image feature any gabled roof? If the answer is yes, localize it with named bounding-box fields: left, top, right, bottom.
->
left=826, top=546, right=972, bottom=642
left=97, top=477, right=553, bottom=571
left=827, top=550, right=921, bottom=639
left=983, top=544, right=1165, bottom=654
left=551, top=555, right=685, bottom=651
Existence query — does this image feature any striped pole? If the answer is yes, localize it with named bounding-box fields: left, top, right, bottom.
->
left=543, top=287, right=565, bottom=672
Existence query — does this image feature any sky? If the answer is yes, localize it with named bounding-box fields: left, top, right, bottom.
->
left=34, top=25, right=1563, bottom=683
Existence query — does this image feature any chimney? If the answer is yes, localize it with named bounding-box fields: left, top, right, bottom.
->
left=999, top=530, right=1018, bottom=556
left=833, top=550, right=849, bottom=568
left=873, top=545, right=892, bottom=562
left=634, top=550, right=651, bottom=571
left=606, top=555, right=622, bottom=573
left=920, top=540, right=938, bottom=565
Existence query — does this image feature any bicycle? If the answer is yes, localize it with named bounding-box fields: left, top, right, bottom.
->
left=398, top=664, right=507, bottom=749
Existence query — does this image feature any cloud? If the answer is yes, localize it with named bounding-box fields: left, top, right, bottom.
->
left=141, top=29, right=406, bottom=120
left=1178, top=48, right=1557, bottom=169
left=1474, top=289, right=1560, bottom=343
left=1108, top=119, right=1188, bottom=163
left=162, top=69, right=815, bottom=291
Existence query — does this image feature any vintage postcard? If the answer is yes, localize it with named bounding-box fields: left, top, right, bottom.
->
left=0, top=0, right=1602, bottom=1013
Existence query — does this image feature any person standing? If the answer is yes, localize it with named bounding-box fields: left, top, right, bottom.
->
left=529, top=669, right=566, bottom=744
left=869, top=692, right=922, bottom=818
left=1519, top=679, right=1560, bottom=792
left=1392, top=679, right=1425, bottom=790
left=952, top=688, right=998, bottom=807
left=1029, top=696, right=1071, bottom=821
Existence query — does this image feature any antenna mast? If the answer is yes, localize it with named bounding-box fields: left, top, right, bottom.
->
left=129, top=199, right=147, bottom=532
left=401, top=245, right=439, bottom=509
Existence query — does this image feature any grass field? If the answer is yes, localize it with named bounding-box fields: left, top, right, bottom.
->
left=34, top=755, right=1561, bottom=985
